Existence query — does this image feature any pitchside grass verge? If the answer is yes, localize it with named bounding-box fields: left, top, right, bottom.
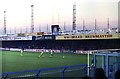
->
left=1, top=51, right=103, bottom=73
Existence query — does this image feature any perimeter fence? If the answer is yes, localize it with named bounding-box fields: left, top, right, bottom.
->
left=1, top=64, right=87, bottom=79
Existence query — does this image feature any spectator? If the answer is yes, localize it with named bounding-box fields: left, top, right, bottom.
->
left=94, top=68, right=108, bottom=79
left=115, top=70, right=120, bottom=79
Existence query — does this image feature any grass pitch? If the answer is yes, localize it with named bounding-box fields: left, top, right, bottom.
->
left=1, top=51, right=92, bottom=73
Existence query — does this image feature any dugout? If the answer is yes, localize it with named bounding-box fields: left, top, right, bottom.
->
left=93, top=50, right=120, bottom=78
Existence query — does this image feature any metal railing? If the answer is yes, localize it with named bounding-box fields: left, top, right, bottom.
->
left=1, top=64, right=87, bottom=79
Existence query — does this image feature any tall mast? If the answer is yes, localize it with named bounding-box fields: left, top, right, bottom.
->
left=64, top=22, right=66, bottom=32
left=39, top=24, right=41, bottom=32
left=107, top=18, right=110, bottom=33
left=83, top=20, right=85, bottom=31
left=4, top=11, right=6, bottom=34
left=95, top=19, right=97, bottom=34
left=31, top=5, right=34, bottom=33
left=72, top=3, right=76, bottom=31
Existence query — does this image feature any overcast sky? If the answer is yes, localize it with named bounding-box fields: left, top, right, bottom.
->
left=0, top=0, right=119, bottom=34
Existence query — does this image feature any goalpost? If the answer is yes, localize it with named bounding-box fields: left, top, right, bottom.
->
left=87, top=50, right=90, bottom=76
left=93, top=49, right=120, bottom=78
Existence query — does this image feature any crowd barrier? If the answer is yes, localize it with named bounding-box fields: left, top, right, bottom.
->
left=1, top=64, right=87, bottom=79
